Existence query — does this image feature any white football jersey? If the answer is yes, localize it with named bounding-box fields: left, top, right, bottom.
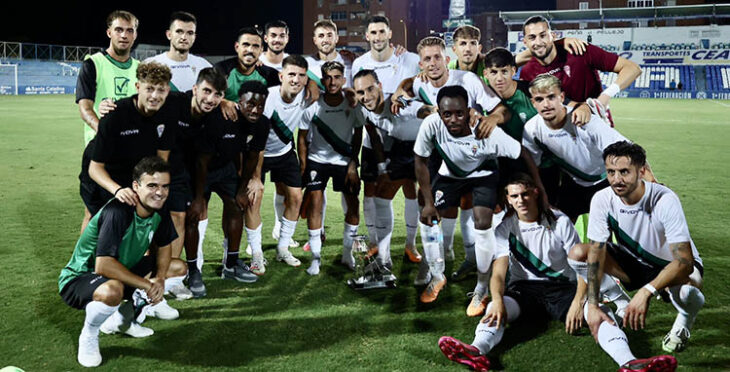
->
left=263, top=86, right=307, bottom=157
left=305, top=53, right=353, bottom=88
left=360, top=95, right=424, bottom=142
left=587, top=181, right=702, bottom=267
left=259, top=53, right=290, bottom=72
left=412, top=69, right=501, bottom=113
left=495, top=210, right=580, bottom=283
left=145, top=53, right=212, bottom=92
left=522, top=110, right=629, bottom=187
left=414, top=113, right=521, bottom=179
left=300, top=96, right=363, bottom=166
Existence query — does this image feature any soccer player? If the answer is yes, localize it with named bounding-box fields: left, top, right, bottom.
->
left=261, top=55, right=313, bottom=268
left=60, top=156, right=186, bottom=367
left=437, top=172, right=676, bottom=372
left=521, top=74, right=656, bottom=222
left=298, top=61, right=362, bottom=275
left=145, top=11, right=211, bottom=92
left=449, top=25, right=488, bottom=85
left=353, top=69, right=431, bottom=268
left=76, top=10, right=140, bottom=231
left=260, top=20, right=290, bottom=71
left=396, top=36, right=511, bottom=291
left=352, top=15, right=421, bottom=254
left=413, top=86, right=546, bottom=304
left=578, top=142, right=703, bottom=359
left=519, top=15, right=642, bottom=126
left=305, top=19, right=354, bottom=89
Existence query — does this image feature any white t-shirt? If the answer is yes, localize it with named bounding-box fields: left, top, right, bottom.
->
left=145, top=53, right=212, bottom=92
left=263, top=86, right=307, bottom=157
left=522, top=110, right=629, bottom=187
left=495, top=211, right=580, bottom=283
left=412, top=69, right=501, bottom=113
left=587, top=181, right=702, bottom=267
left=360, top=95, right=424, bottom=142
left=300, top=96, right=363, bottom=166
left=413, top=113, right=521, bottom=179
left=305, top=53, right=353, bottom=88
left=259, top=52, right=290, bottom=72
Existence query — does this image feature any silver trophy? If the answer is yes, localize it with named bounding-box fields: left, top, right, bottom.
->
left=347, top=235, right=397, bottom=290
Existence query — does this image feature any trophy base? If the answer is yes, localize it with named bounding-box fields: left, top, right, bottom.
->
left=347, top=275, right=397, bottom=290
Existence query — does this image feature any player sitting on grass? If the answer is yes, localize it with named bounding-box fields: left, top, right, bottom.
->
left=413, top=85, right=546, bottom=304
left=576, top=141, right=704, bottom=357
left=59, top=157, right=186, bottom=368
left=438, top=172, right=676, bottom=372
left=297, top=61, right=363, bottom=275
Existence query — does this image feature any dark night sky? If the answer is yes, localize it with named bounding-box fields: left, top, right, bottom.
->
left=2, top=2, right=305, bottom=56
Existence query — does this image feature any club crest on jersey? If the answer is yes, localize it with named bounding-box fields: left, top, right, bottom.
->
left=192, top=66, right=197, bottom=74
left=519, top=112, right=528, bottom=123
left=310, top=170, right=317, bottom=181
left=563, top=65, right=571, bottom=77
left=157, top=124, right=165, bottom=138
left=247, top=135, right=254, bottom=143
left=148, top=231, right=154, bottom=243
left=434, top=190, right=444, bottom=207
left=472, top=145, right=478, bottom=155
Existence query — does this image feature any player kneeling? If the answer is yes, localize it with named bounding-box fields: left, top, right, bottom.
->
left=297, top=61, right=362, bottom=275
left=59, top=157, right=187, bottom=367
left=438, top=172, right=676, bottom=372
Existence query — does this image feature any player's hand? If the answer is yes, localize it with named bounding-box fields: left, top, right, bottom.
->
left=344, top=88, right=358, bottom=108
left=98, top=98, right=117, bottom=117
left=246, top=178, right=264, bottom=205
left=345, top=162, right=361, bottom=195
left=392, top=43, right=406, bottom=56
left=473, top=114, right=498, bottom=139
left=220, top=99, right=239, bottom=121
left=625, top=288, right=652, bottom=331
left=482, top=298, right=506, bottom=329
left=415, top=70, right=428, bottom=82
left=255, top=59, right=264, bottom=67
left=420, top=204, right=440, bottom=226
left=236, top=188, right=250, bottom=211
left=147, top=278, right=165, bottom=305
left=586, top=303, right=615, bottom=342
left=115, top=187, right=138, bottom=206
left=564, top=37, right=587, bottom=55
left=565, top=299, right=585, bottom=334
left=304, top=81, right=320, bottom=106
left=390, top=95, right=406, bottom=116
left=572, top=103, right=592, bottom=127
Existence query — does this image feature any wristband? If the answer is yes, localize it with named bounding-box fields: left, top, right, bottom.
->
left=114, top=187, right=123, bottom=196
left=643, top=283, right=659, bottom=297
left=601, top=83, right=620, bottom=98
left=377, top=162, right=388, bottom=175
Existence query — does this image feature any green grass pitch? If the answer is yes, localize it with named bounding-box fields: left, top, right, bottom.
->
left=0, top=95, right=729, bottom=371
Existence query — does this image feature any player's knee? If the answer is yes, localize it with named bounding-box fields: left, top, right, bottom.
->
left=473, top=210, right=493, bottom=230
left=287, top=190, right=302, bottom=207
left=168, top=258, right=188, bottom=277
left=568, top=243, right=589, bottom=261
left=94, top=280, right=124, bottom=306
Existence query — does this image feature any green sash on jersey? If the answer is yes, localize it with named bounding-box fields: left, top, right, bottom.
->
left=58, top=202, right=161, bottom=292
left=533, top=138, right=606, bottom=182
left=508, top=233, right=570, bottom=281
left=431, top=137, right=498, bottom=178
left=418, top=87, right=433, bottom=106
left=84, top=52, right=139, bottom=145
left=225, top=68, right=267, bottom=101
left=311, top=115, right=354, bottom=158
left=270, top=111, right=294, bottom=144
left=607, top=215, right=670, bottom=268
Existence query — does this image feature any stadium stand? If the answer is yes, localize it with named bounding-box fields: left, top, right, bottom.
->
left=0, top=59, right=81, bottom=94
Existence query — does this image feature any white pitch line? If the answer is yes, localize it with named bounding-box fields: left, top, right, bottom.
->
left=708, top=100, right=730, bottom=108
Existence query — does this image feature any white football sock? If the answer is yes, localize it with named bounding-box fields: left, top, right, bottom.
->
left=277, top=217, right=298, bottom=254
left=669, top=284, right=705, bottom=331
left=460, top=209, right=476, bottom=263
left=247, top=224, right=263, bottom=257
left=82, top=301, right=119, bottom=337
left=164, top=275, right=185, bottom=292
left=441, top=218, right=457, bottom=255
left=343, top=223, right=358, bottom=254
left=404, top=198, right=419, bottom=246
left=471, top=296, right=520, bottom=354
left=306, top=229, right=322, bottom=275
left=374, top=197, right=393, bottom=265
left=474, top=228, right=495, bottom=274
left=568, top=258, right=630, bottom=310
left=221, top=237, right=228, bottom=266
left=419, top=221, right=445, bottom=277
left=363, top=196, right=378, bottom=245
left=196, top=218, right=208, bottom=271
left=474, top=271, right=491, bottom=296
left=597, top=320, right=635, bottom=366
left=274, top=193, right=285, bottom=225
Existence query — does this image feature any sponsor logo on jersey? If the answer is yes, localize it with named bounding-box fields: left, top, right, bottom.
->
left=157, top=124, right=165, bottom=138
left=178, top=120, right=190, bottom=128
left=619, top=208, right=643, bottom=215
left=223, top=134, right=236, bottom=139
left=434, top=190, right=444, bottom=207
left=114, top=77, right=131, bottom=96
left=521, top=225, right=544, bottom=233
left=548, top=132, right=569, bottom=138
left=325, top=109, right=344, bottom=113
left=120, top=129, right=140, bottom=136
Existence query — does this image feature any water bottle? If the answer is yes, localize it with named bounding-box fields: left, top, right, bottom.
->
left=423, top=220, right=445, bottom=276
